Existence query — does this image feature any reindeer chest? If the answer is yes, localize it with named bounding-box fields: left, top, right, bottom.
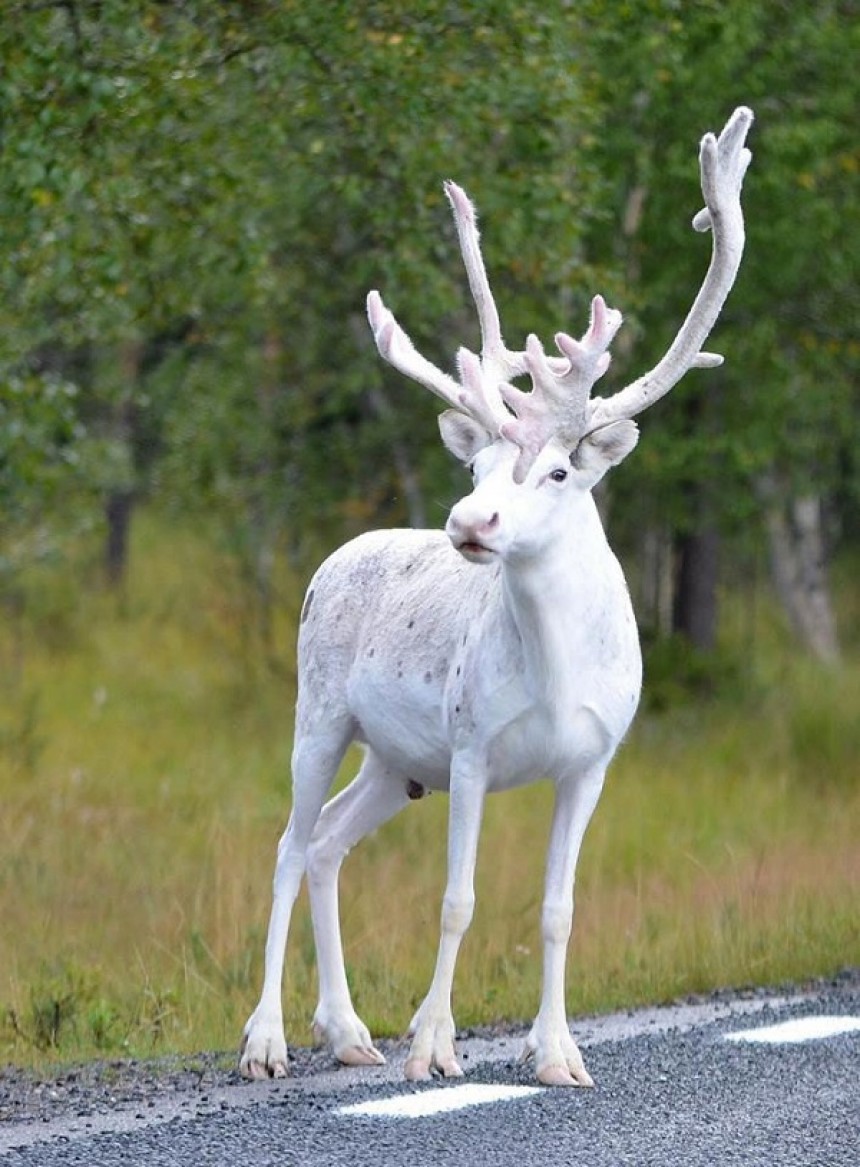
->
left=444, top=625, right=637, bottom=791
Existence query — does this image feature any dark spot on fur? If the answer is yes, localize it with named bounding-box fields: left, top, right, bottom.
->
left=300, top=588, right=315, bottom=624
left=424, top=671, right=433, bottom=684
left=408, top=619, right=415, bottom=629
left=406, top=780, right=426, bottom=800
left=368, top=647, right=375, bottom=657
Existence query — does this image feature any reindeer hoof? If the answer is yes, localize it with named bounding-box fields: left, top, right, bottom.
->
left=404, top=1056, right=432, bottom=1081
left=239, top=1015, right=289, bottom=1080
left=337, top=1043, right=386, bottom=1068
left=404, top=1053, right=463, bottom=1080
left=438, top=1055, right=464, bottom=1078
left=313, top=1008, right=385, bottom=1068
left=536, top=1061, right=594, bottom=1088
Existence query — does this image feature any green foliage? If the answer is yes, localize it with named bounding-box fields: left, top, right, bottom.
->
left=0, top=0, right=856, bottom=628
left=0, top=373, right=83, bottom=543
left=0, top=1, right=626, bottom=616
left=781, top=662, right=860, bottom=792
left=0, top=691, right=44, bottom=775
left=640, top=633, right=749, bottom=711
left=6, top=964, right=92, bottom=1052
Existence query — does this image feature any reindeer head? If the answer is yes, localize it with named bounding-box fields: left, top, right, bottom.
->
left=368, top=108, right=753, bottom=564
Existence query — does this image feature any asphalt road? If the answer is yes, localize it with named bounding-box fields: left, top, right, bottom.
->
left=2, top=975, right=858, bottom=1166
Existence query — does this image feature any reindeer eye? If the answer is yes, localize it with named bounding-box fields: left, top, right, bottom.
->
left=549, top=468, right=568, bottom=484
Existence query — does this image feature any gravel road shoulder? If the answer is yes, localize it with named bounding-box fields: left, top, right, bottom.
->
left=1, top=969, right=856, bottom=1151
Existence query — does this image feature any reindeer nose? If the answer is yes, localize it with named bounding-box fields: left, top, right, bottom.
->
left=446, top=507, right=500, bottom=547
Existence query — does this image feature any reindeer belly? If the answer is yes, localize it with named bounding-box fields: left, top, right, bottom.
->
left=347, top=665, right=454, bottom=787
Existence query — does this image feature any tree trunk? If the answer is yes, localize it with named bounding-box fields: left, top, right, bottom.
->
left=638, top=524, right=674, bottom=638
left=103, top=341, right=144, bottom=589
left=672, top=525, right=720, bottom=651
left=104, top=490, right=135, bottom=589
left=759, top=474, right=839, bottom=662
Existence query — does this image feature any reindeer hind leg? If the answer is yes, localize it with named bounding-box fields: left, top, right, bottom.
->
left=307, top=749, right=413, bottom=1066
left=239, top=717, right=355, bottom=1079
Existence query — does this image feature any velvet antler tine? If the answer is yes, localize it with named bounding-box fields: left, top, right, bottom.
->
left=367, top=290, right=465, bottom=411
left=444, top=181, right=505, bottom=361
left=593, top=107, right=753, bottom=428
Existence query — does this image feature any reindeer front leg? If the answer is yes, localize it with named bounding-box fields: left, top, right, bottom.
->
left=521, top=766, right=606, bottom=1087
left=405, top=757, right=487, bottom=1080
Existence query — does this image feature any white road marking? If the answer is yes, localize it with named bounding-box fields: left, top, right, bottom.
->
left=725, top=1015, right=860, bottom=1044
left=336, top=1083, right=542, bottom=1119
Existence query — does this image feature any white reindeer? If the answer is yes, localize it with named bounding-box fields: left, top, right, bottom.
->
left=240, top=107, right=753, bottom=1087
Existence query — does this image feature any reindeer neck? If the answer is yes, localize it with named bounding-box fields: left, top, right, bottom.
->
left=498, top=497, right=620, bottom=692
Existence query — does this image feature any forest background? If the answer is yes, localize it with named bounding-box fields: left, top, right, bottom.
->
left=0, top=0, right=857, bottom=1065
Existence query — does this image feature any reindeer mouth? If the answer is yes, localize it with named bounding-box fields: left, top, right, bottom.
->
left=455, top=540, right=496, bottom=563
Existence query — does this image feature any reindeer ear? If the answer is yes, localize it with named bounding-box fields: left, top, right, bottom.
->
left=571, top=420, right=639, bottom=482
left=438, top=410, right=494, bottom=464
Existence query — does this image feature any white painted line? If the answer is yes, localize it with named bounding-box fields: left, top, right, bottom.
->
left=725, top=1015, right=860, bottom=1045
left=336, top=1083, right=542, bottom=1119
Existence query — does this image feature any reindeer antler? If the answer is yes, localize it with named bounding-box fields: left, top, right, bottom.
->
left=368, top=107, right=753, bottom=476
left=368, top=183, right=616, bottom=479
left=590, top=106, right=754, bottom=428
left=498, top=296, right=623, bottom=471
left=367, top=182, right=524, bottom=442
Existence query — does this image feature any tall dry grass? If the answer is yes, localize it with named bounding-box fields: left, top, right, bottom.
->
left=1, top=514, right=857, bottom=1065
